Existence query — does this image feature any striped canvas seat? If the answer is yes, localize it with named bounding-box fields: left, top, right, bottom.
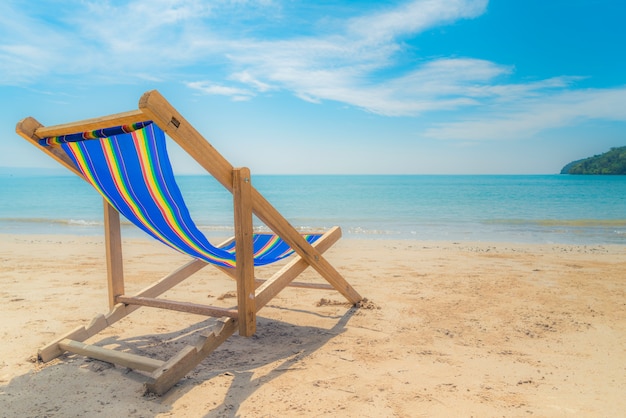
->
left=41, top=122, right=320, bottom=268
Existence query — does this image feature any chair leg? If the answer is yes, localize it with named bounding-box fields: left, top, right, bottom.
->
left=104, top=200, right=124, bottom=309
left=233, top=167, right=256, bottom=336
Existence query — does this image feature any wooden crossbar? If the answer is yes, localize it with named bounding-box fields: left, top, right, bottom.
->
left=116, top=296, right=239, bottom=318
left=59, top=339, right=164, bottom=372
left=260, top=280, right=333, bottom=290
left=16, top=117, right=83, bottom=177
left=34, top=110, right=146, bottom=138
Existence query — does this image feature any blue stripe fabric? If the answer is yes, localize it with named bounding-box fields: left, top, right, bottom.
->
left=221, top=234, right=322, bottom=265
left=55, top=123, right=321, bottom=267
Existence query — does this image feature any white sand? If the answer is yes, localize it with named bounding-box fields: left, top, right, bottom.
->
left=1, top=234, right=625, bottom=417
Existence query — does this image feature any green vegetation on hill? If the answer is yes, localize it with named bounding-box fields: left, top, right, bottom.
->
left=561, top=146, right=626, bottom=175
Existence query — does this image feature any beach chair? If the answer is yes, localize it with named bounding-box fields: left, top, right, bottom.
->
left=15, top=90, right=362, bottom=394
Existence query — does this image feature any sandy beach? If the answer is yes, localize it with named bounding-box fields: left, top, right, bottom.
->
left=1, top=233, right=625, bottom=417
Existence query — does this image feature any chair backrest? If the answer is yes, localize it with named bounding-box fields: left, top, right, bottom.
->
left=41, top=122, right=319, bottom=267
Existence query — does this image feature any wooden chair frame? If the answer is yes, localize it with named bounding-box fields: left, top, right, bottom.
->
left=15, top=90, right=362, bottom=394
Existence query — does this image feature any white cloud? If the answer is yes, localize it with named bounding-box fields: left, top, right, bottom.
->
left=2, top=0, right=625, bottom=141
left=423, top=87, right=626, bottom=140
left=0, top=2, right=74, bottom=84
left=347, top=0, right=488, bottom=42
left=230, top=71, right=274, bottom=92
left=1, top=0, right=491, bottom=96
left=186, top=81, right=254, bottom=101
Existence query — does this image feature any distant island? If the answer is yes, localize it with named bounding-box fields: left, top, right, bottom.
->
left=561, top=146, right=626, bottom=175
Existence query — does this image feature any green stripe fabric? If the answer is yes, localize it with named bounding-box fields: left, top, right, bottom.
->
left=47, top=122, right=320, bottom=267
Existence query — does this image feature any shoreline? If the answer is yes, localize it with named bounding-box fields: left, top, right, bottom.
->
left=1, top=233, right=625, bottom=416
left=2, top=225, right=625, bottom=246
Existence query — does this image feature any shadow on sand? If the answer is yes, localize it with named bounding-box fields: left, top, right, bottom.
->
left=0, top=306, right=357, bottom=417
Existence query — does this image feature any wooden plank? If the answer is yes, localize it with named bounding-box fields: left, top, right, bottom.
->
left=255, top=226, right=342, bottom=310
left=86, top=313, right=109, bottom=333
left=39, top=325, right=89, bottom=362
left=59, top=339, right=164, bottom=372
left=117, top=296, right=238, bottom=318
left=15, top=117, right=83, bottom=178
left=196, top=318, right=238, bottom=355
left=259, top=280, right=333, bottom=290
left=104, top=303, right=131, bottom=325
left=33, top=109, right=147, bottom=138
left=104, top=200, right=124, bottom=309
left=138, top=90, right=234, bottom=192
left=233, top=167, right=256, bottom=337
left=146, top=317, right=237, bottom=395
left=147, top=346, right=197, bottom=395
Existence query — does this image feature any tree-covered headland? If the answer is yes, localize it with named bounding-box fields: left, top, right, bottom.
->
left=561, top=146, right=626, bottom=175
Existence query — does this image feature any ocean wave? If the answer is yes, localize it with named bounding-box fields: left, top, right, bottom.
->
left=2, top=216, right=624, bottom=244
left=197, top=225, right=234, bottom=232
left=0, top=217, right=103, bottom=226
left=484, top=219, right=626, bottom=227
left=65, top=219, right=102, bottom=226
left=347, top=226, right=403, bottom=236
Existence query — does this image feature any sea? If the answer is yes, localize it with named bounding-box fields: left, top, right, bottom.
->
left=1, top=173, right=625, bottom=245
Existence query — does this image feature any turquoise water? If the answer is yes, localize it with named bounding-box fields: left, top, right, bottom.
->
left=1, top=174, right=625, bottom=244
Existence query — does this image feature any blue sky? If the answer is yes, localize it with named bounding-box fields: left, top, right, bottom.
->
left=2, top=0, right=625, bottom=174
